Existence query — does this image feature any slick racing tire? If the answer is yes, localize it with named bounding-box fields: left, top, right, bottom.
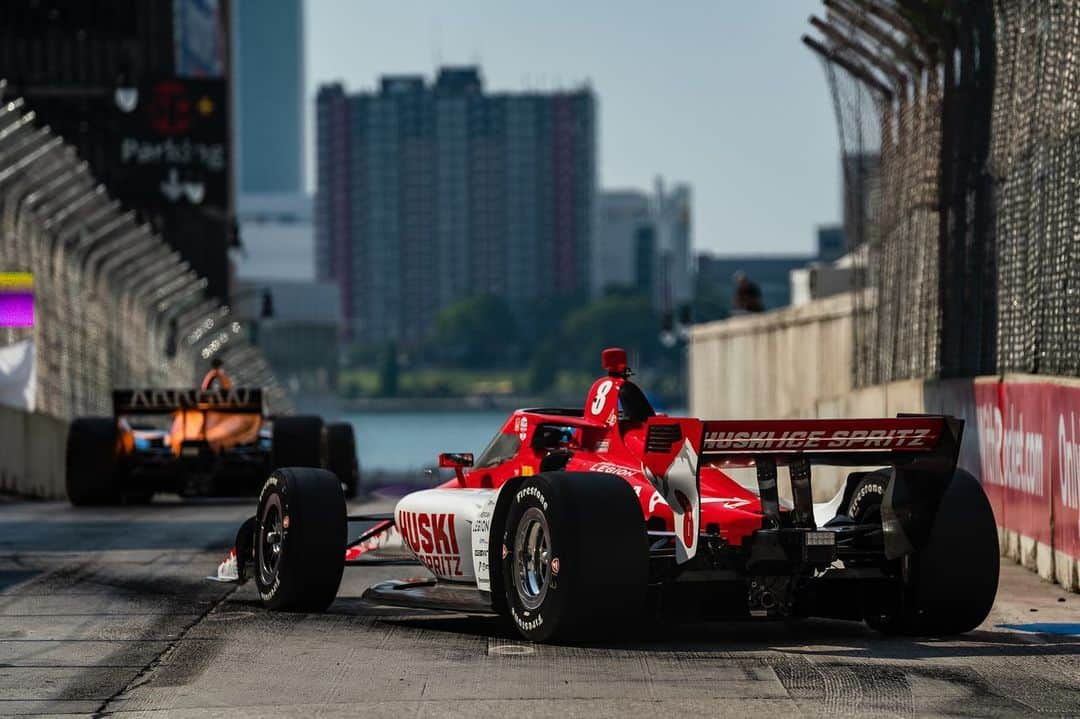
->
left=326, top=422, right=360, bottom=499
left=857, top=469, right=999, bottom=636
left=254, top=467, right=346, bottom=612
left=500, top=472, right=648, bottom=642
left=66, top=418, right=120, bottom=506
left=272, top=415, right=324, bottom=469
left=847, top=470, right=889, bottom=529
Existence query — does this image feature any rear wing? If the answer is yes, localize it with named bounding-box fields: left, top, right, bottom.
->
left=112, top=388, right=263, bottom=415
left=698, top=416, right=961, bottom=468
left=640, top=415, right=963, bottom=563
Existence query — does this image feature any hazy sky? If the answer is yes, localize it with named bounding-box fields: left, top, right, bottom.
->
left=304, top=0, right=840, bottom=256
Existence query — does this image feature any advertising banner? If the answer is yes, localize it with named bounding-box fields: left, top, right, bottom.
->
left=932, top=375, right=1080, bottom=572
left=998, top=381, right=1054, bottom=553
left=112, top=77, right=228, bottom=210
left=970, top=379, right=1008, bottom=528
left=0, top=272, right=33, bottom=327
left=173, top=0, right=227, bottom=78
left=1047, top=380, right=1080, bottom=561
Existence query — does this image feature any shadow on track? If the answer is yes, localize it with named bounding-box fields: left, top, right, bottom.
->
left=0, top=497, right=255, bottom=552
left=313, top=595, right=1080, bottom=662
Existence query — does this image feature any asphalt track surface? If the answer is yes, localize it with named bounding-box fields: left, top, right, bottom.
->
left=1, top=496, right=1079, bottom=718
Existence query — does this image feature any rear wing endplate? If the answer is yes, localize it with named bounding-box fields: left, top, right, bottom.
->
left=113, top=388, right=263, bottom=415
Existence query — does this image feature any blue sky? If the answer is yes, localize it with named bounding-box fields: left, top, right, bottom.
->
left=304, top=0, right=839, bottom=256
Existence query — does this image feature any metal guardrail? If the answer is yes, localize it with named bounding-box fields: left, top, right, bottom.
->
left=0, top=90, right=293, bottom=418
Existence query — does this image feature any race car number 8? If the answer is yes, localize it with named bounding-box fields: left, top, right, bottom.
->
left=591, top=380, right=613, bottom=415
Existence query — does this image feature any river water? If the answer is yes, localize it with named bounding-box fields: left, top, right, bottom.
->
left=344, top=409, right=509, bottom=474
left=344, top=407, right=685, bottom=473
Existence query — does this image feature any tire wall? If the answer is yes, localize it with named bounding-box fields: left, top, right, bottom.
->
left=0, top=403, right=67, bottom=499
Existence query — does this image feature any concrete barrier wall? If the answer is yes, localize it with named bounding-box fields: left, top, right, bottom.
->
left=0, top=404, right=67, bottom=500
left=689, top=293, right=858, bottom=421
left=689, top=297, right=1080, bottom=591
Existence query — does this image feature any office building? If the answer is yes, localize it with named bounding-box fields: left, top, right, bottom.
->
left=816, top=224, right=846, bottom=262
left=698, top=223, right=854, bottom=313
left=233, top=278, right=340, bottom=390
left=593, top=179, right=693, bottom=312
left=230, top=0, right=316, bottom=291
left=233, top=194, right=314, bottom=282
left=0, top=0, right=234, bottom=299
left=593, top=191, right=652, bottom=295
left=697, top=254, right=812, bottom=313
left=232, top=0, right=305, bottom=196
left=653, top=179, right=693, bottom=312
left=316, top=67, right=596, bottom=346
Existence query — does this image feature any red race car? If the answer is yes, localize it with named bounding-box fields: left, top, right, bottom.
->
left=213, top=348, right=999, bottom=642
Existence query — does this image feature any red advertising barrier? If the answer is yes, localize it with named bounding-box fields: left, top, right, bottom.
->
left=1000, top=382, right=1054, bottom=554
left=929, top=375, right=1080, bottom=587
left=1048, top=382, right=1080, bottom=563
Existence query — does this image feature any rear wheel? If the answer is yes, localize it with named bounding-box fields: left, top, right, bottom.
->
left=272, top=416, right=324, bottom=469
left=253, top=467, right=346, bottom=611
left=848, top=471, right=888, bottom=527
left=326, top=422, right=360, bottom=499
left=500, top=472, right=648, bottom=642
left=858, top=469, right=999, bottom=635
left=66, top=418, right=120, bottom=506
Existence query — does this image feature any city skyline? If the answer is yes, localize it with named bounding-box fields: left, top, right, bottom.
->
left=304, top=0, right=840, bottom=257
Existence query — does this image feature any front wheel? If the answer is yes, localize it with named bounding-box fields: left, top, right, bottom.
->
left=254, top=467, right=346, bottom=611
left=500, top=472, right=648, bottom=642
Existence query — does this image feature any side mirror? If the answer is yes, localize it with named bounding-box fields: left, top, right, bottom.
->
left=438, top=452, right=473, bottom=485
left=438, top=452, right=474, bottom=468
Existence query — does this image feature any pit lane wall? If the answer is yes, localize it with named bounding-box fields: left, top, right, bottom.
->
left=689, top=300, right=1080, bottom=591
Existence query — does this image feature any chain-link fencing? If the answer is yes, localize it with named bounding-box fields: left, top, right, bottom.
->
left=806, top=0, right=1078, bottom=386
left=990, top=0, right=1080, bottom=376
left=0, top=90, right=292, bottom=418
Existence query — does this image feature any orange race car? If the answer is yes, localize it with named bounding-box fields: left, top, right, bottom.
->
left=65, top=384, right=359, bottom=505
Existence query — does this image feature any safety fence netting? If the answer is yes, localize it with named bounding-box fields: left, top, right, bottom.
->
left=990, top=0, right=1080, bottom=377
left=0, top=89, right=292, bottom=419
left=806, top=0, right=1079, bottom=386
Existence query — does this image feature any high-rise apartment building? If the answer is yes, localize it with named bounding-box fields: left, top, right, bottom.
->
left=316, top=67, right=595, bottom=345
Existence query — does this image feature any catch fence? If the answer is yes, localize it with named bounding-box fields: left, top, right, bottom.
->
left=805, top=0, right=1079, bottom=386
left=0, top=88, right=291, bottom=418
